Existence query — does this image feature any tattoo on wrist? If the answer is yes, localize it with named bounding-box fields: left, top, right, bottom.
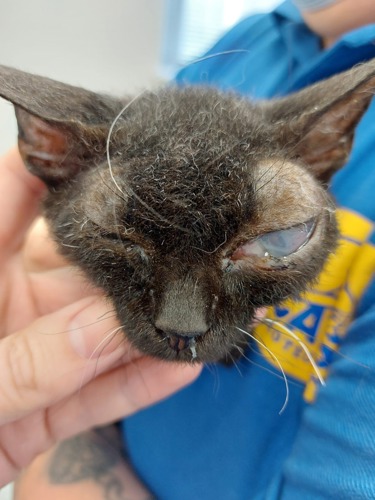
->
left=48, top=429, right=125, bottom=499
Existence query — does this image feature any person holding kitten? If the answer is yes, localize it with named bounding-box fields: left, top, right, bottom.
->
left=6, top=0, right=375, bottom=499
left=0, top=149, right=201, bottom=491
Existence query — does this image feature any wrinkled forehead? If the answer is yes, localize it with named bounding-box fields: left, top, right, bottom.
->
left=79, top=158, right=244, bottom=241
left=80, top=155, right=324, bottom=252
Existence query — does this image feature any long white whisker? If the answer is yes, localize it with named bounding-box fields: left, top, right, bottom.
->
left=87, top=325, right=125, bottom=362
left=260, top=316, right=370, bottom=371
left=39, top=313, right=119, bottom=336
left=205, top=363, right=220, bottom=396
left=236, top=326, right=289, bottom=414
left=106, top=93, right=191, bottom=234
left=106, top=94, right=144, bottom=196
left=262, top=318, right=326, bottom=386
left=235, top=344, right=302, bottom=387
left=226, top=349, right=243, bottom=377
left=190, top=49, right=250, bottom=66
left=79, top=325, right=125, bottom=393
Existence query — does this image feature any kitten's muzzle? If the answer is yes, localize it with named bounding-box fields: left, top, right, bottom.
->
left=154, top=326, right=207, bottom=353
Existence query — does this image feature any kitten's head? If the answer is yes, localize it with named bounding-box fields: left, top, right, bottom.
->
left=1, top=62, right=374, bottom=362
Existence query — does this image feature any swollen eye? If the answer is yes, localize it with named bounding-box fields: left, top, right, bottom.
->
left=232, top=219, right=315, bottom=261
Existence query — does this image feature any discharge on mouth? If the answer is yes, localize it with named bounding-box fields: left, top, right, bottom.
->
left=190, top=338, right=197, bottom=360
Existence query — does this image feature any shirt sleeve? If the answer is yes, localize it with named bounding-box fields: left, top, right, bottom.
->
left=269, top=301, right=375, bottom=499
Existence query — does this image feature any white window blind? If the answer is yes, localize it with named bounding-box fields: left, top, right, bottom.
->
left=162, top=0, right=281, bottom=75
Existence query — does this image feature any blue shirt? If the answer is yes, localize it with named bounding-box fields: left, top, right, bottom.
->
left=122, top=2, right=375, bottom=498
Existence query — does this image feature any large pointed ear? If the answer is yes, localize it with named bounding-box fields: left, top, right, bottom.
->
left=0, top=65, right=124, bottom=186
left=265, top=60, right=375, bottom=183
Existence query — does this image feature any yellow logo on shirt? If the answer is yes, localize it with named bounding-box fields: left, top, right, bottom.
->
left=253, top=208, right=375, bottom=402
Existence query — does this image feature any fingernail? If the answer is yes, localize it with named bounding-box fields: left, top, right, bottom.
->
left=69, top=298, right=123, bottom=359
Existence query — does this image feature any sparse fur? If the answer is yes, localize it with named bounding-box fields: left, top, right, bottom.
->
left=1, top=61, right=375, bottom=363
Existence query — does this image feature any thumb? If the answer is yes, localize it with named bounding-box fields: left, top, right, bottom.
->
left=0, top=297, right=130, bottom=425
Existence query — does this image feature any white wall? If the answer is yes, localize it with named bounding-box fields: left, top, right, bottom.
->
left=0, top=484, right=13, bottom=500
left=0, top=0, right=166, bottom=154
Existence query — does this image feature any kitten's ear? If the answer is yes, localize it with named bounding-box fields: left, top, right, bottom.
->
left=267, top=60, right=375, bottom=183
left=0, top=65, right=123, bottom=186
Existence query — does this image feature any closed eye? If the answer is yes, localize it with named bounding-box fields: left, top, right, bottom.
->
left=231, top=219, right=316, bottom=267
left=100, top=231, right=149, bottom=261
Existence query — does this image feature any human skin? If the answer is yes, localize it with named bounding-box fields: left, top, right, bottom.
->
left=0, top=148, right=201, bottom=490
left=299, top=0, right=375, bottom=47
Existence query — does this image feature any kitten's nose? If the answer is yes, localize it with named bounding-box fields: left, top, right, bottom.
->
left=154, top=315, right=209, bottom=351
left=153, top=275, right=212, bottom=353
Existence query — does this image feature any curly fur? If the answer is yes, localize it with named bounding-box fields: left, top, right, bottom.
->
left=0, top=62, right=374, bottom=362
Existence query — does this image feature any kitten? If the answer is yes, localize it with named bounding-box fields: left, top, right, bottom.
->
left=0, top=61, right=374, bottom=363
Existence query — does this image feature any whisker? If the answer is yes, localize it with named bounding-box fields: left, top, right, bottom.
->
left=38, top=313, right=119, bottom=336
left=106, top=93, right=191, bottom=234
left=98, top=171, right=128, bottom=204
left=226, top=349, right=243, bottom=377
left=236, top=326, right=289, bottom=414
left=97, top=308, right=118, bottom=320
left=188, top=49, right=250, bottom=66
left=192, top=232, right=227, bottom=254
left=261, top=318, right=326, bottom=386
left=106, top=93, right=144, bottom=197
left=79, top=325, right=126, bottom=393
left=235, top=344, right=303, bottom=388
left=204, top=363, right=220, bottom=396
left=254, top=158, right=289, bottom=195
left=258, top=315, right=371, bottom=371
left=87, top=325, right=125, bottom=362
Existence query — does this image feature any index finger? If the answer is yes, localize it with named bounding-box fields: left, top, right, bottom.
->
left=0, top=148, right=45, bottom=253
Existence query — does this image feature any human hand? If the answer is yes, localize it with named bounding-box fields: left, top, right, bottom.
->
left=0, top=149, right=201, bottom=486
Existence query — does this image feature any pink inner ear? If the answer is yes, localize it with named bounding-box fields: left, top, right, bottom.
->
left=17, top=111, right=70, bottom=164
left=294, top=78, right=375, bottom=182
left=15, top=107, right=85, bottom=184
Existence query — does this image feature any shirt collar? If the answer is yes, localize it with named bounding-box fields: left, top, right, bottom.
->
left=269, top=1, right=375, bottom=91
left=273, top=1, right=321, bottom=67
left=274, top=0, right=304, bottom=23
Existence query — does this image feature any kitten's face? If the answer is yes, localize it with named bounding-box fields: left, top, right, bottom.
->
left=43, top=90, right=336, bottom=362
left=1, top=63, right=375, bottom=362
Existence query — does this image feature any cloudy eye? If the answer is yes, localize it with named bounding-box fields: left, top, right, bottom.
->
left=231, top=219, right=316, bottom=264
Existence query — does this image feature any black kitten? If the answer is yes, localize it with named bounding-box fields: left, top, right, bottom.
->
left=0, top=61, right=374, bottom=363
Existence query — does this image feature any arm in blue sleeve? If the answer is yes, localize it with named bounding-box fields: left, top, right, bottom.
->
left=271, top=302, right=375, bottom=499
